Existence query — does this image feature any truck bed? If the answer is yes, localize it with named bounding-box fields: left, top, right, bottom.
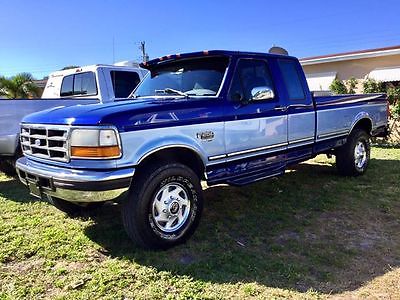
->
left=313, top=93, right=388, bottom=150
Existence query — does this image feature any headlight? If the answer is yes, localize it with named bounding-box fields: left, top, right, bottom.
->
left=70, top=128, right=121, bottom=159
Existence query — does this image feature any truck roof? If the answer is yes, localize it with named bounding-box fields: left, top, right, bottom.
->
left=141, top=50, right=297, bottom=69
left=49, top=64, right=142, bottom=78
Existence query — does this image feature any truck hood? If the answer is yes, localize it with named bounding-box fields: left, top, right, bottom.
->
left=22, top=97, right=223, bottom=132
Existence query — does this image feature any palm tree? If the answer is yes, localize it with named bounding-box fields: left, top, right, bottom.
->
left=0, top=73, right=41, bottom=99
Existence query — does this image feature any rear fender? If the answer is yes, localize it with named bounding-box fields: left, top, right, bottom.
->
left=349, top=112, right=373, bottom=134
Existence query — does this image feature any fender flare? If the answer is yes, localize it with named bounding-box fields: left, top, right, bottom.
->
left=349, top=112, right=373, bottom=135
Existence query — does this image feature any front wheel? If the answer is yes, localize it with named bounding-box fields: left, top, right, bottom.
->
left=336, top=128, right=371, bottom=176
left=121, top=162, right=203, bottom=250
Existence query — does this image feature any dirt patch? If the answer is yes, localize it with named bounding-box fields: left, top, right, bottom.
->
left=1, top=257, right=45, bottom=275
left=307, top=209, right=399, bottom=293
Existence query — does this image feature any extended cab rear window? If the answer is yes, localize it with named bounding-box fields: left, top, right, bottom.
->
left=110, top=71, right=141, bottom=98
left=278, top=59, right=305, bottom=100
left=60, top=72, right=97, bottom=97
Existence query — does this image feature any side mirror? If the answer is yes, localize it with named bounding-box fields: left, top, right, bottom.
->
left=251, top=86, right=275, bottom=101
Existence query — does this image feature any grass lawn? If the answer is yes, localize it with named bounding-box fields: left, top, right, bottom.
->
left=1, top=147, right=399, bottom=299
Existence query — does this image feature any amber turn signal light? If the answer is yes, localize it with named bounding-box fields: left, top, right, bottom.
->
left=71, top=146, right=121, bottom=158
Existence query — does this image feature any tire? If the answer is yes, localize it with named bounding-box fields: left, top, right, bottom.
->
left=336, top=128, right=371, bottom=176
left=47, top=196, right=104, bottom=216
left=122, top=162, right=203, bottom=250
left=0, top=159, right=17, bottom=177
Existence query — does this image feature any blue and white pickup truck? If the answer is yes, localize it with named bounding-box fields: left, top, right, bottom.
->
left=16, top=50, right=389, bottom=249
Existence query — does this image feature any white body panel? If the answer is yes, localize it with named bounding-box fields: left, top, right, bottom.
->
left=316, top=103, right=387, bottom=140
left=225, top=116, right=288, bottom=154
left=288, top=111, right=315, bottom=143
left=117, top=122, right=225, bottom=169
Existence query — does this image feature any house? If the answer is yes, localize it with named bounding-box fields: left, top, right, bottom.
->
left=300, top=45, right=400, bottom=92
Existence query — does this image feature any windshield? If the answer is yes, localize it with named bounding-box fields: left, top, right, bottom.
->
left=132, top=56, right=229, bottom=98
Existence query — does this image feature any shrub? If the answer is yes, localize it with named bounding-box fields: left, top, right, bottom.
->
left=363, top=78, right=385, bottom=93
left=346, top=77, right=358, bottom=94
left=387, top=86, right=400, bottom=105
left=330, top=78, right=347, bottom=94
left=387, top=87, right=400, bottom=119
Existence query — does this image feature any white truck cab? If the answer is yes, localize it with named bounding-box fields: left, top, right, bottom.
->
left=42, top=64, right=148, bottom=101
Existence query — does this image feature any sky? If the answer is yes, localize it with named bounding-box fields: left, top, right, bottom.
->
left=0, top=0, right=399, bottom=79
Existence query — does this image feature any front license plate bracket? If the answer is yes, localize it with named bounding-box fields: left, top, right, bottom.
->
left=28, top=181, right=42, bottom=199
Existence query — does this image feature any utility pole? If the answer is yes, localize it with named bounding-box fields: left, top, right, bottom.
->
left=139, top=41, right=149, bottom=63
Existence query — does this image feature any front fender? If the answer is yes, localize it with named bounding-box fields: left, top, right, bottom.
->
left=117, top=132, right=208, bottom=168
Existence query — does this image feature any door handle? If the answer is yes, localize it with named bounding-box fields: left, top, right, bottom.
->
left=287, top=104, right=312, bottom=109
left=274, top=106, right=287, bottom=112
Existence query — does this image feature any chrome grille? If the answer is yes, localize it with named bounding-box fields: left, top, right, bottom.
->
left=20, top=125, right=69, bottom=162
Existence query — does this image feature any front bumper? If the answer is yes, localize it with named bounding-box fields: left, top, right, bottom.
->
left=16, top=157, right=134, bottom=203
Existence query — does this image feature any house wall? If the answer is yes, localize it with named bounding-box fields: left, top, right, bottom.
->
left=302, top=54, right=400, bottom=92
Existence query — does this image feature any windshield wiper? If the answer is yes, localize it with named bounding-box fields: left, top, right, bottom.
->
left=155, top=88, right=189, bottom=98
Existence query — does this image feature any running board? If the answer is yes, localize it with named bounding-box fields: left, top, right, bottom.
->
left=226, top=170, right=285, bottom=186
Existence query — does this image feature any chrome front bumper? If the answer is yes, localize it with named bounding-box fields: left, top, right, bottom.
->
left=16, top=157, right=134, bottom=203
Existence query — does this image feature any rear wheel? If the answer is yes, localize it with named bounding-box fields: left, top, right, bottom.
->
left=336, top=128, right=371, bottom=176
left=122, top=162, right=203, bottom=250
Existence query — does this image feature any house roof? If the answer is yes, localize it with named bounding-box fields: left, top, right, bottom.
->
left=33, top=79, right=48, bottom=89
left=300, top=45, right=400, bottom=65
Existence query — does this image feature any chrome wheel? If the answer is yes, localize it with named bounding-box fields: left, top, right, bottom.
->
left=354, top=141, right=367, bottom=169
left=151, top=183, right=191, bottom=233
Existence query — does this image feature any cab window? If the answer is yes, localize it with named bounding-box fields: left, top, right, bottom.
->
left=110, top=71, right=141, bottom=98
left=60, top=75, right=73, bottom=96
left=60, top=72, right=97, bottom=97
left=278, top=59, right=305, bottom=100
left=229, top=59, right=275, bottom=102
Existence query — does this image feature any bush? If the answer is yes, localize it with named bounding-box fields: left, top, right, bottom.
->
left=393, top=104, right=400, bottom=119
left=387, top=86, right=400, bottom=105
left=346, top=77, right=358, bottom=94
left=386, top=87, right=400, bottom=119
left=330, top=78, right=348, bottom=94
left=363, top=78, right=385, bottom=94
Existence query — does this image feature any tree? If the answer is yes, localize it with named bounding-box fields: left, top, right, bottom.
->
left=0, top=73, right=41, bottom=99
left=330, top=78, right=348, bottom=94
left=346, top=77, right=358, bottom=94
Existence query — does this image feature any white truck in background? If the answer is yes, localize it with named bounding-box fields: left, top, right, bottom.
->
left=0, top=64, right=147, bottom=175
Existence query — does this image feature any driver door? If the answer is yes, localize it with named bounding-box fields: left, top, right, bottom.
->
left=224, top=58, right=288, bottom=162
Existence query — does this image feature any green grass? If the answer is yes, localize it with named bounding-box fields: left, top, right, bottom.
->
left=1, top=147, right=399, bottom=299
